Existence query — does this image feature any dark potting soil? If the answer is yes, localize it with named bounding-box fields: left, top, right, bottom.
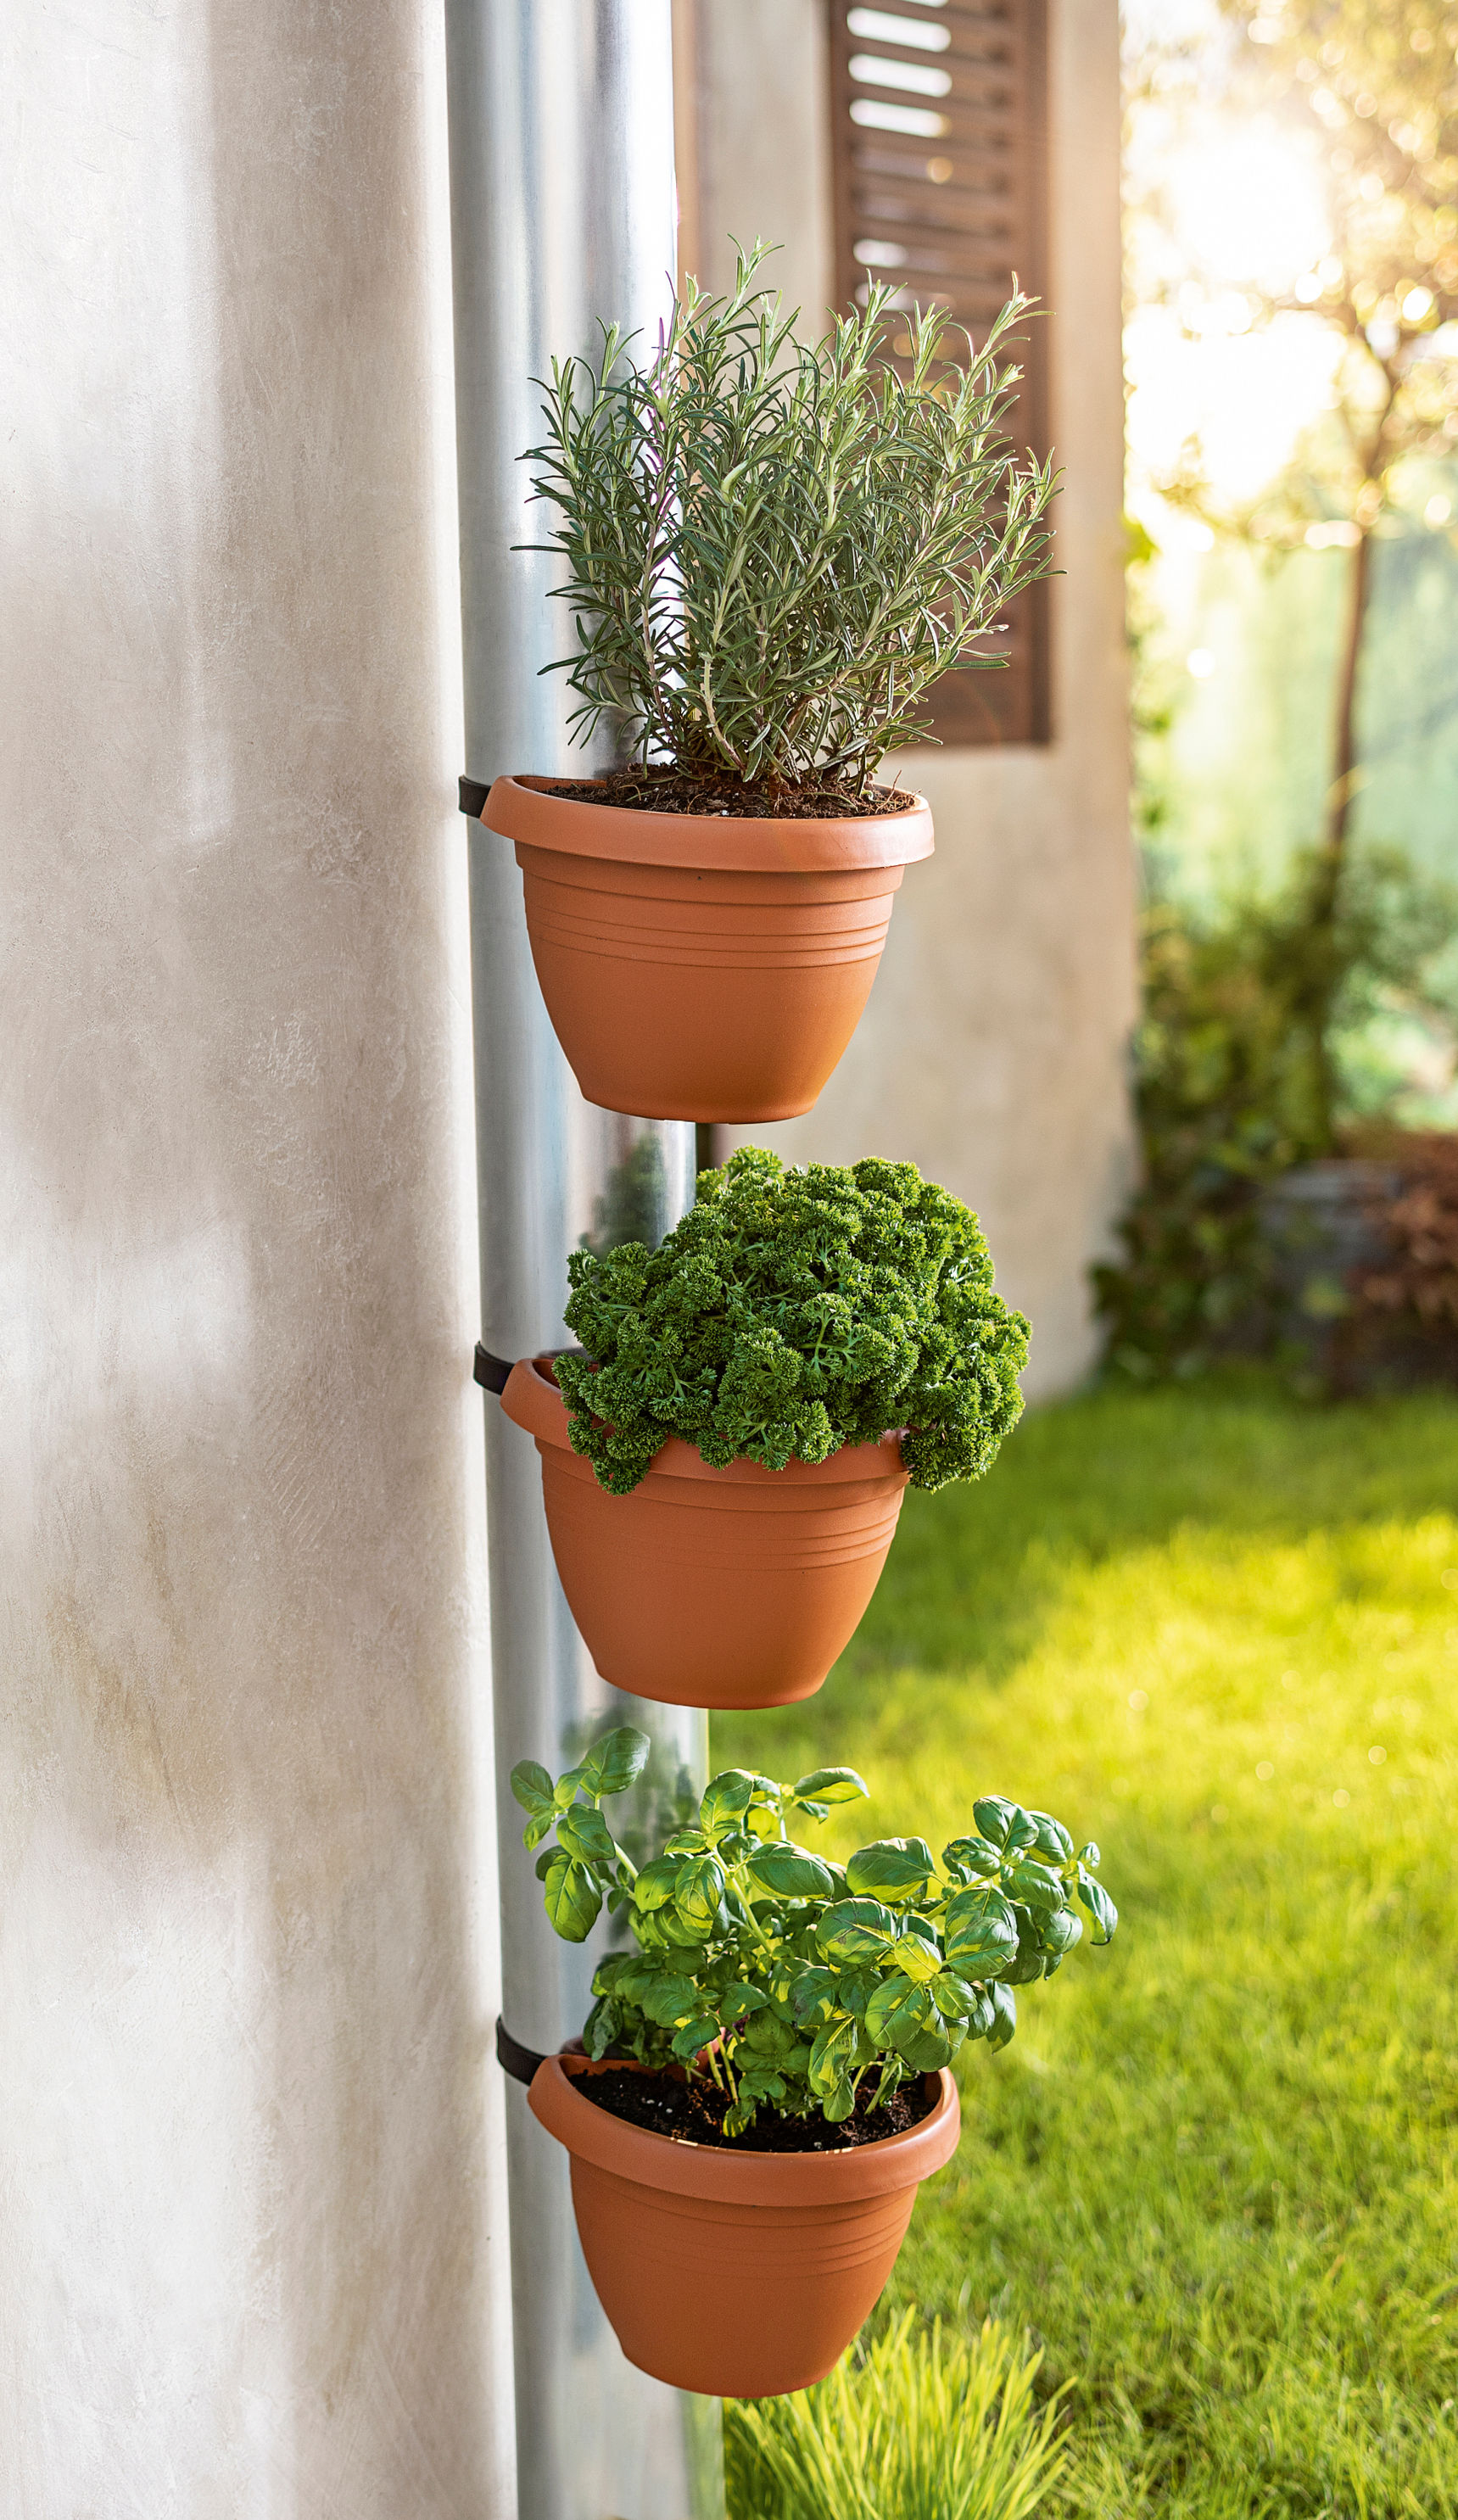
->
left=544, top=766, right=919, bottom=821
left=574, top=2065, right=938, bottom=2152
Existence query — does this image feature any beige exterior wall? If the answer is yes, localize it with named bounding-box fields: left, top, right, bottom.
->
left=690, top=0, right=1136, bottom=1400
left=1, top=2, right=513, bottom=2508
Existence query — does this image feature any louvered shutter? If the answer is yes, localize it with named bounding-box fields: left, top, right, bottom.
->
left=828, top=0, right=1052, bottom=746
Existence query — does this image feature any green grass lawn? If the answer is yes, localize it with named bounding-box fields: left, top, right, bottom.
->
left=715, top=1378, right=1458, bottom=2518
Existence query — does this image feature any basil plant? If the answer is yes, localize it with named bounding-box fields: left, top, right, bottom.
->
left=512, top=1729, right=1116, bottom=2139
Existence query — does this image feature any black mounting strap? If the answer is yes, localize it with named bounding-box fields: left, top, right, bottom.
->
left=475, top=1344, right=586, bottom=1394
left=496, top=2018, right=550, bottom=2087
left=459, top=774, right=489, bottom=819
left=473, top=1344, right=513, bottom=1394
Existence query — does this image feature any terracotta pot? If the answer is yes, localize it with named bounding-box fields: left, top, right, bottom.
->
left=500, top=1357, right=908, bottom=1710
left=529, top=2054, right=961, bottom=2398
left=481, top=774, right=934, bottom=1122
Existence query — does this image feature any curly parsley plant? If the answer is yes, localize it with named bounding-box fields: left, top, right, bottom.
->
left=556, top=1145, right=1029, bottom=1495
left=523, top=238, right=1057, bottom=794
left=512, top=1729, right=1116, bottom=2138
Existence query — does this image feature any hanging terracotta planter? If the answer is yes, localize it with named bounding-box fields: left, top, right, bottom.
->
left=481, top=775, right=934, bottom=1123
left=500, top=1357, right=908, bottom=1710
left=528, top=2054, right=960, bottom=2399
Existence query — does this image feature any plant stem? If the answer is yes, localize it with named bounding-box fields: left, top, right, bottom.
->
left=1306, top=517, right=1373, bottom=1143
left=1324, top=518, right=1371, bottom=864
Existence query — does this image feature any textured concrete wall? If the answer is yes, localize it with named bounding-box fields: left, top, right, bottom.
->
left=0, top=3, right=514, bottom=2511
left=695, top=0, right=1136, bottom=1399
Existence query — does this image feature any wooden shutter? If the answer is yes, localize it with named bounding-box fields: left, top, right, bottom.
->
left=828, top=0, right=1051, bottom=746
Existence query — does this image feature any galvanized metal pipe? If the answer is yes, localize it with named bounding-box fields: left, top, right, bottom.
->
left=443, top=4, right=722, bottom=2513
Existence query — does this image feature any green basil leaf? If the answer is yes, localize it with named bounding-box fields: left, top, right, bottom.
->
left=720, top=1982, right=768, bottom=2017
left=1003, top=1908, right=1047, bottom=1985
left=578, top=1726, right=651, bottom=1798
left=792, top=1767, right=869, bottom=1807
left=541, top=1851, right=602, bottom=1943
left=896, top=2024, right=953, bottom=2072
left=745, top=2009, right=807, bottom=2062
left=699, top=1769, right=757, bottom=1840
left=658, top=1908, right=711, bottom=1948
left=987, top=1981, right=1017, bottom=2048
left=872, top=2054, right=907, bottom=2107
left=744, top=1845, right=835, bottom=1899
left=807, top=2015, right=860, bottom=2097
left=1005, top=1857, right=1067, bottom=1913
left=936, top=1975, right=993, bottom=2038
left=864, top=1971, right=929, bottom=2048
left=630, top=1908, right=674, bottom=1952
left=674, top=1853, right=728, bottom=1932
left=554, top=1803, right=617, bottom=1867
left=633, top=1854, right=686, bottom=1913
left=510, top=1759, right=555, bottom=1824
left=670, top=2017, right=720, bottom=2060
left=821, top=2079, right=857, bottom=2123
left=788, top=1966, right=837, bottom=2025
left=943, top=1886, right=1019, bottom=1975
left=835, top=1966, right=880, bottom=2020
left=973, top=1796, right=1038, bottom=1855
left=1042, top=1906, right=1083, bottom=1957
left=891, top=1932, right=943, bottom=1986
left=1028, top=1809, right=1074, bottom=1862
left=1077, top=1874, right=1119, bottom=1943
left=844, top=1838, right=936, bottom=1900
left=814, top=1897, right=897, bottom=1963
left=941, top=1835, right=1003, bottom=1881
left=736, top=2064, right=787, bottom=2102
left=638, top=1973, right=701, bottom=2028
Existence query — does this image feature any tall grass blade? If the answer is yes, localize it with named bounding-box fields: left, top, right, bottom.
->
left=726, top=2312, right=1067, bottom=2520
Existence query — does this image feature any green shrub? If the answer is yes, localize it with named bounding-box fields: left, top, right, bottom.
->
left=1095, top=845, right=1458, bottom=1379
left=556, top=1146, right=1029, bottom=1495
left=522, top=240, right=1055, bottom=795
left=725, top=2310, right=1066, bottom=2520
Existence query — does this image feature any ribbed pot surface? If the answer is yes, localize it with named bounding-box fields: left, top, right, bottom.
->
left=530, top=2057, right=961, bottom=2399
left=518, top=848, right=902, bottom=1122
left=501, top=1360, right=908, bottom=1710
left=483, top=775, right=935, bottom=1124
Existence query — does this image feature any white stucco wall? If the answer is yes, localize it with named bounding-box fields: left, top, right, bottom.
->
left=693, top=0, right=1136, bottom=1398
left=1, top=3, right=513, bottom=2511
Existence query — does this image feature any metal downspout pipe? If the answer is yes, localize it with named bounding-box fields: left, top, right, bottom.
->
left=442, top=5, right=723, bottom=2515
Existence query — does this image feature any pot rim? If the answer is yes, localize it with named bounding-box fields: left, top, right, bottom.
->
left=528, top=2053, right=961, bottom=2203
left=483, top=773, right=935, bottom=876
left=501, top=1355, right=908, bottom=1488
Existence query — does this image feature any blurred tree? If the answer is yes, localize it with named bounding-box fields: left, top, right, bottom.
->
left=1159, top=0, right=1458, bottom=1131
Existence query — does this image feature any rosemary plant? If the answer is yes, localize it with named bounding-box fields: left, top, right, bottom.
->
left=522, top=239, right=1056, bottom=796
